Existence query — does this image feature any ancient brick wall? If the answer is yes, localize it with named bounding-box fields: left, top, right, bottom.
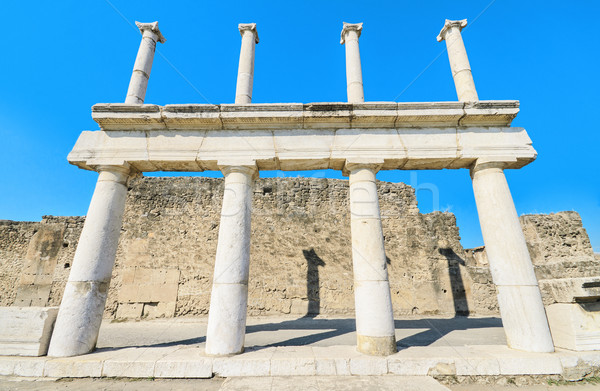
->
left=1, top=177, right=597, bottom=319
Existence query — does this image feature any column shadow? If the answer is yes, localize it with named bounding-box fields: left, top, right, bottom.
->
left=302, top=248, right=325, bottom=318
left=438, top=247, right=470, bottom=317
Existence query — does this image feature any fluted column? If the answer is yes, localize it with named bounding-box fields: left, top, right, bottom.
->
left=437, top=19, right=478, bottom=102
left=341, top=23, right=365, bottom=103
left=471, top=159, right=554, bottom=352
left=235, top=23, right=259, bottom=104
left=346, top=161, right=396, bottom=356
left=125, top=21, right=166, bottom=104
left=205, top=164, right=258, bottom=356
left=48, top=165, right=131, bottom=357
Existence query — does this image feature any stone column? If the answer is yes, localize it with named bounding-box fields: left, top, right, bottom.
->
left=235, top=23, right=259, bottom=104
left=346, top=161, right=396, bottom=356
left=48, top=165, right=131, bottom=357
left=471, top=159, right=554, bottom=352
left=125, top=21, right=166, bottom=104
left=341, top=23, right=365, bottom=103
left=437, top=19, right=478, bottom=102
left=205, top=164, right=257, bottom=356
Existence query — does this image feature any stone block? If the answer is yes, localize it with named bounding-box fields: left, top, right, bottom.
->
left=142, top=302, right=176, bottom=319
left=116, top=303, right=143, bottom=319
left=349, top=355, right=388, bottom=375
left=539, top=277, right=600, bottom=303
left=44, top=357, right=103, bottom=378
left=547, top=302, right=600, bottom=351
left=14, top=284, right=52, bottom=307
left=154, top=347, right=212, bottom=378
left=212, top=347, right=274, bottom=377
left=271, top=347, right=315, bottom=376
left=102, top=346, right=179, bottom=377
left=0, top=307, right=58, bottom=356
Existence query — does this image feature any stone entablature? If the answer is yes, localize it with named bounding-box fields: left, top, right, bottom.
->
left=69, top=101, right=532, bottom=173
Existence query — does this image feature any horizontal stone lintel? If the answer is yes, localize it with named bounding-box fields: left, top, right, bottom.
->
left=68, top=125, right=536, bottom=172
left=91, top=100, right=519, bottom=131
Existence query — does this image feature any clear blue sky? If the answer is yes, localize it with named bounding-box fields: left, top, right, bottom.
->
left=1, top=1, right=598, bottom=251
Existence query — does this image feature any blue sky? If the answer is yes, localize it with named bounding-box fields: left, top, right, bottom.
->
left=1, top=1, right=598, bottom=251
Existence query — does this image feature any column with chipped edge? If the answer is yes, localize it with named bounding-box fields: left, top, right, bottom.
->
left=345, top=160, right=397, bottom=356
left=235, top=23, right=259, bottom=104
left=437, top=19, right=478, bottom=102
left=471, top=158, right=554, bottom=352
left=205, top=163, right=258, bottom=355
left=125, top=21, right=166, bottom=104
left=341, top=22, right=365, bottom=103
left=48, top=164, right=131, bottom=357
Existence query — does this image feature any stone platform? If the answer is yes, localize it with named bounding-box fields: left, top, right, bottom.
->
left=1, top=316, right=599, bottom=379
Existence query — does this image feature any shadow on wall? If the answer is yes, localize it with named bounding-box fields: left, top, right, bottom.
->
left=438, top=247, right=470, bottom=316
left=302, top=248, right=325, bottom=318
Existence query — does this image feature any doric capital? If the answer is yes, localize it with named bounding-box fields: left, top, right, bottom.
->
left=436, top=19, right=467, bottom=42
left=135, top=21, right=166, bottom=44
left=340, top=22, right=363, bottom=44
left=343, top=158, right=384, bottom=176
left=238, top=23, right=259, bottom=43
left=470, top=157, right=517, bottom=176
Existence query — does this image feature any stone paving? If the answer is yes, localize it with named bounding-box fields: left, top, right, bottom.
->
left=2, top=316, right=600, bottom=383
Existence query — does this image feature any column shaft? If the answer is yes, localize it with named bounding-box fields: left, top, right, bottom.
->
left=125, top=22, right=165, bottom=104
left=471, top=162, right=554, bottom=352
left=235, top=24, right=258, bottom=104
left=341, top=23, right=364, bottom=103
left=348, top=165, right=396, bottom=356
left=205, top=166, right=255, bottom=355
left=437, top=19, right=478, bottom=102
left=48, top=166, right=130, bottom=357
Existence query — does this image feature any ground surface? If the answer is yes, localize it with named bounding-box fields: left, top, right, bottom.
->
left=1, top=376, right=600, bottom=390
left=2, top=316, right=598, bottom=389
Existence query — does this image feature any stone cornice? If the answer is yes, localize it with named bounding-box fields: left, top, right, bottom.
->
left=437, top=19, right=467, bottom=42
left=136, top=21, right=166, bottom=44
left=91, top=100, right=519, bottom=131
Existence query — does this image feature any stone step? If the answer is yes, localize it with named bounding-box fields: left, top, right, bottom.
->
left=0, top=344, right=599, bottom=379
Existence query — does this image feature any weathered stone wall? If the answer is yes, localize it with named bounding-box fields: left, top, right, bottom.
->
left=1, top=176, right=597, bottom=319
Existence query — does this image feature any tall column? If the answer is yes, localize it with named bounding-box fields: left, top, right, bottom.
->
left=205, top=164, right=257, bottom=355
left=48, top=165, right=131, bottom=357
left=471, top=159, right=554, bottom=352
left=346, top=161, right=396, bottom=356
left=125, top=21, right=166, bottom=104
left=341, top=23, right=364, bottom=103
left=235, top=23, right=259, bottom=104
left=437, top=19, right=478, bottom=102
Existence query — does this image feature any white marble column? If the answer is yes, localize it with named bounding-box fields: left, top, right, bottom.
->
left=48, top=165, right=131, bottom=357
left=235, top=24, right=259, bottom=104
left=341, top=23, right=365, bottom=103
left=471, top=159, right=554, bottom=352
left=205, top=164, right=257, bottom=356
left=346, top=161, right=396, bottom=356
left=125, top=21, right=166, bottom=104
left=437, top=19, right=478, bottom=102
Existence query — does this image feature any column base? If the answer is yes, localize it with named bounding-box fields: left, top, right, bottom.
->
left=357, top=334, right=397, bottom=356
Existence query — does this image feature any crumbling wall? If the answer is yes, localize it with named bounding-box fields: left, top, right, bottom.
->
left=0, top=177, right=597, bottom=320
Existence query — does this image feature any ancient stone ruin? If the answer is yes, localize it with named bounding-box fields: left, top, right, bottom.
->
left=1, top=19, right=599, bottom=381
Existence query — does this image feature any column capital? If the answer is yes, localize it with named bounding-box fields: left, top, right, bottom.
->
left=238, top=23, right=259, bottom=43
left=218, top=161, right=259, bottom=180
left=437, top=19, right=467, bottom=42
left=470, top=157, right=517, bottom=176
left=343, top=159, right=384, bottom=176
left=340, top=22, right=363, bottom=44
left=135, top=21, right=166, bottom=44
left=94, top=164, right=132, bottom=185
